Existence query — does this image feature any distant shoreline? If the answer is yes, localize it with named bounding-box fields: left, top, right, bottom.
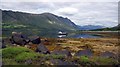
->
left=78, top=31, right=119, bottom=38
left=80, top=31, right=118, bottom=33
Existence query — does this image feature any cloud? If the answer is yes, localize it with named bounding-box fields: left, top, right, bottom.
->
left=55, top=7, right=78, bottom=16
left=1, top=0, right=119, bottom=2
left=1, top=2, right=118, bottom=27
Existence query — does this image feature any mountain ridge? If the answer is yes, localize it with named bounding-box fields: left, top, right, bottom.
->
left=77, top=25, right=105, bottom=30
left=2, top=10, right=78, bottom=37
left=91, top=24, right=120, bottom=31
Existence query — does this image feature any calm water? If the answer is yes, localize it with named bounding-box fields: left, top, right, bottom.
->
left=61, top=33, right=102, bottom=38
left=39, top=33, right=102, bottom=38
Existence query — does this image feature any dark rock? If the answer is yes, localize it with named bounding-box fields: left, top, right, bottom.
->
left=100, top=51, right=116, bottom=58
left=49, top=59, right=76, bottom=66
left=29, top=36, right=41, bottom=44
left=10, top=32, right=30, bottom=45
left=51, top=49, right=72, bottom=57
left=75, top=49, right=93, bottom=57
left=25, top=59, right=32, bottom=64
left=2, top=40, right=6, bottom=48
left=36, top=43, right=50, bottom=54
left=50, top=59, right=63, bottom=65
left=3, top=37, right=14, bottom=46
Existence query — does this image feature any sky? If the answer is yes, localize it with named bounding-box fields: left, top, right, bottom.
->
left=1, top=0, right=119, bottom=27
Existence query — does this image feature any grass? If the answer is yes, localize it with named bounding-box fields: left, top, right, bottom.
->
left=80, top=56, right=89, bottom=63
left=15, top=52, right=39, bottom=62
left=2, top=46, right=33, bottom=58
left=72, top=56, right=90, bottom=63
left=2, top=46, right=65, bottom=65
left=91, top=56, right=119, bottom=65
left=2, top=46, right=35, bottom=65
left=71, top=56, right=118, bottom=65
left=2, top=58, right=19, bottom=65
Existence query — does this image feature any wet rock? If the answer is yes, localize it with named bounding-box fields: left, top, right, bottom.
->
left=51, top=49, right=72, bottom=57
left=29, top=36, right=41, bottom=44
left=100, top=51, right=116, bottom=58
left=36, top=43, right=50, bottom=54
left=10, top=32, right=30, bottom=45
left=75, top=49, right=93, bottom=57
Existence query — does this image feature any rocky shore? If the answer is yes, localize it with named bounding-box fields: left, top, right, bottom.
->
left=1, top=32, right=119, bottom=66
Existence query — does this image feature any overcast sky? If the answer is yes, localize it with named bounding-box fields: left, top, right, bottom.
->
left=1, top=1, right=118, bottom=27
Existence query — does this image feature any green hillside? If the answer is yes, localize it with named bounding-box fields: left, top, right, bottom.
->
left=2, top=10, right=78, bottom=37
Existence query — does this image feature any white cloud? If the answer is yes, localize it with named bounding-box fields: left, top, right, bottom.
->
left=55, top=7, right=78, bottom=16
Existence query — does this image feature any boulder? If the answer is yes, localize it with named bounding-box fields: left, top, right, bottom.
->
left=10, top=32, right=30, bottom=45
left=35, top=43, right=50, bottom=54
left=51, top=49, right=72, bottom=57
left=29, top=36, right=41, bottom=44
left=75, top=49, right=93, bottom=57
left=100, top=51, right=116, bottom=58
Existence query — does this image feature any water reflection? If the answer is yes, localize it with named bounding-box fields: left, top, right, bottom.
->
left=57, top=35, right=67, bottom=38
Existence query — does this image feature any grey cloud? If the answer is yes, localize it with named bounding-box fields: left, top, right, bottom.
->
left=1, top=2, right=118, bottom=27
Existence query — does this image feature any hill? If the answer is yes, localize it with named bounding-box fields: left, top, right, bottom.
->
left=2, top=10, right=78, bottom=37
left=91, top=24, right=120, bottom=31
left=77, top=25, right=104, bottom=30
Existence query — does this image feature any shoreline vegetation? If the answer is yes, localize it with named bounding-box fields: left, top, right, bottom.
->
left=2, top=31, right=119, bottom=66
